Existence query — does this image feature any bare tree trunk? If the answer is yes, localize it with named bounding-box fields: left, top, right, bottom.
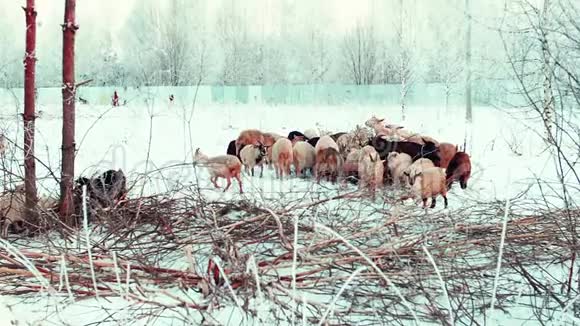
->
left=541, top=0, right=554, bottom=143
left=401, top=73, right=407, bottom=120
left=23, top=0, right=38, bottom=221
left=399, top=0, right=406, bottom=121
left=60, top=0, right=78, bottom=224
left=465, top=0, right=473, bottom=123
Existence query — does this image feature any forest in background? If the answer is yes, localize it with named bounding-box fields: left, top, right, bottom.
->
left=0, top=0, right=520, bottom=89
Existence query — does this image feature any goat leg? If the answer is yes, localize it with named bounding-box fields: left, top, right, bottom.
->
left=211, top=177, right=220, bottom=189
left=223, top=177, right=232, bottom=192
left=234, top=174, right=243, bottom=193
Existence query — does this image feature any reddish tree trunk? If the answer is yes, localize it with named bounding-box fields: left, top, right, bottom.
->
left=23, top=0, right=38, bottom=221
left=60, top=0, right=78, bottom=224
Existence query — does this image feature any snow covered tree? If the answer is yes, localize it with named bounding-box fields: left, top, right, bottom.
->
left=76, top=27, right=126, bottom=86
left=0, top=5, right=22, bottom=88
left=464, top=0, right=473, bottom=123
left=216, top=2, right=253, bottom=85
left=304, top=28, right=331, bottom=83
left=122, top=0, right=203, bottom=86
left=394, top=0, right=416, bottom=121
left=425, top=6, right=464, bottom=112
left=501, top=0, right=576, bottom=147
left=341, top=22, right=377, bottom=85
left=540, top=0, right=555, bottom=141
left=255, top=38, right=289, bottom=84
left=500, top=1, right=580, bottom=277
left=160, top=0, right=189, bottom=86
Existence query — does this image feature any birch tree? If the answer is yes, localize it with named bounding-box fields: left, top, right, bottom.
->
left=500, top=1, right=580, bottom=288
left=216, top=4, right=252, bottom=85
left=540, top=0, right=555, bottom=142
left=341, top=23, right=377, bottom=85
left=395, top=0, right=416, bottom=121
left=465, top=0, right=473, bottom=123
left=122, top=0, right=196, bottom=86
left=304, top=28, right=331, bottom=83
left=426, top=9, right=464, bottom=112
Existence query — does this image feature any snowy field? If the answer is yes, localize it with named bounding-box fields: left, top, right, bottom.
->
left=0, top=96, right=578, bottom=325
left=0, top=98, right=572, bottom=203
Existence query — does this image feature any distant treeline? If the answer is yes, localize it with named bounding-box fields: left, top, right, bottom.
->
left=0, top=81, right=520, bottom=107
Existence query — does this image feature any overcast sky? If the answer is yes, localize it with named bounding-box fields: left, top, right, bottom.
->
left=2, top=0, right=458, bottom=38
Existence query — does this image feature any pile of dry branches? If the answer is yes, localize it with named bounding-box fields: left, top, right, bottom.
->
left=0, top=186, right=579, bottom=325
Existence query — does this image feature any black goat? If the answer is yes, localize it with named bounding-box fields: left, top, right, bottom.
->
left=367, top=137, right=441, bottom=167
left=226, top=139, right=244, bottom=159
left=307, top=137, right=319, bottom=147
left=74, top=169, right=127, bottom=221
left=287, top=131, right=308, bottom=142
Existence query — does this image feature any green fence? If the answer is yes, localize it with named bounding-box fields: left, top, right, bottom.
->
left=1, top=81, right=521, bottom=108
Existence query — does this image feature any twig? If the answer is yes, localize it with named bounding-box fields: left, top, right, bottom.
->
left=83, top=185, right=99, bottom=299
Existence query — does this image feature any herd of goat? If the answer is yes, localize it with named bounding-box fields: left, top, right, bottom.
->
left=194, top=115, right=472, bottom=209
left=0, top=115, right=472, bottom=237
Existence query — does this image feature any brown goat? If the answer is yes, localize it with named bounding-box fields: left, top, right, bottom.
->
left=272, top=138, right=294, bottom=179
left=315, top=148, right=341, bottom=183
left=438, top=143, right=458, bottom=169
left=235, top=129, right=265, bottom=156
left=262, top=132, right=283, bottom=167
left=446, top=152, right=472, bottom=190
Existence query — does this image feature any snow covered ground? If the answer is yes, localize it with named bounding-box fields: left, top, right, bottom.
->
left=0, top=96, right=577, bottom=325
left=0, top=98, right=572, bottom=202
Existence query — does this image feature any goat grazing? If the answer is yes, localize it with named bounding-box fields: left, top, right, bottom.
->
left=74, top=169, right=127, bottom=222
left=235, top=129, right=265, bottom=155
left=358, top=146, right=384, bottom=193
left=329, top=132, right=347, bottom=142
left=314, top=147, right=341, bottom=183
left=342, top=148, right=362, bottom=182
left=386, top=152, right=413, bottom=188
left=438, top=142, right=458, bottom=169
left=409, top=167, right=448, bottom=209
left=303, top=128, right=319, bottom=139
left=367, top=136, right=441, bottom=166
left=262, top=132, right=283, bottom=167
left=287, top=131, right=308, bottom=144
left=446, top=152, right=472, bottom=190
left=365, top=116, right=439, bottom=145
left=307, top=137, right=320, bottom=147
left=272, top=138, right=294, bottom=179
left=75, top=169, right=127, bottom=207
left=336, top=125, right=373, bottom=159
left=314, top=135, right=340, bottom=154
left=403, top=158, right=435, bottom=183
left=293, top=141, right=316, bottom=177
left=239, top=143, right=267, bottom=177
left=365, top=116, right=399, bottom=137
left=226, top=140, right=243, bottom=159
